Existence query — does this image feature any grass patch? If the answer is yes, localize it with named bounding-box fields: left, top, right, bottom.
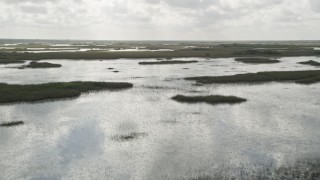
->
left=0, top=121, right=24, bottom=127
left=0, top=81, right=133, bottom=104
left=187, top=158, right=320, bottom=180
left=298, top=60, right=320, bottom=66
left=171, top=95, right=246, bottom=105
left=0, top=59, right=25, bottom=64
left=186, top=70, right=320, bottom=85
left=110, top=132, right=147, bottom=141
left=23, top=61, right=62, bottom=68
left=139, top=60, right=198, bottom=65
left=235, top=57, right=280, bottom=64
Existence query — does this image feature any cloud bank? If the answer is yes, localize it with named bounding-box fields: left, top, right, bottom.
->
left=0, top=0, right=319, bottom=40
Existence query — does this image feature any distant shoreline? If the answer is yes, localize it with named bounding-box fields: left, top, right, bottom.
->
left=0, top=41, right=319, bottom=63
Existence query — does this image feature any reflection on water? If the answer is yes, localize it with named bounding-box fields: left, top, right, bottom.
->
left=0, top=57, right=320, bottom=179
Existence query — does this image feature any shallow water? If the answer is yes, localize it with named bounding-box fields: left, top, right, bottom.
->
left=0, top=57, right=320, bottom=179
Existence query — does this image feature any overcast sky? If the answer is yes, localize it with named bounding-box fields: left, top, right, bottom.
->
left=0, top=0, right=319, bottom=40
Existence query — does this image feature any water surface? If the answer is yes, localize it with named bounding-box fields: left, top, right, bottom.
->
left=0, top=57, right=320, bottom=179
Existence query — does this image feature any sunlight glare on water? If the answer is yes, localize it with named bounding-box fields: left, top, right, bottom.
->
left=0, top=57, right=320, bottom=179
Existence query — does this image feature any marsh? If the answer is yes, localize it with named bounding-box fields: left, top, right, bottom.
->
left=1, top=52, right=320, bottom=179
left=2, top=0, right=320, bottom=176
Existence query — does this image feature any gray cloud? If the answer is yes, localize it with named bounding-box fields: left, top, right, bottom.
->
left=20, top=5, right=47, bottom=14
left=309, top=0, right=320, bottom=12
left=1, top=0, right=58, bottom=4
left=145, top=0, right=217, bottom=9
left=0, top=0, right=319, bottom=40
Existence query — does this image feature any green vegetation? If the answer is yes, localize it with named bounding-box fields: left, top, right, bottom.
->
left=171, top=95, right=246, bottom=105
left=187, top=158, right=320, bottom=180
left=298, top=60, right=320, bottom=66
left=0, top=59, right=25, bottom=64
left=0, top=81, right=133, bottom=104
left=139, top=60, right=198, bottom=65
left=111, top=132, right=148, bottom=141
left=235, top=57, right=280, bottom=64
left=1, top=41, right=320, bottom=62
left=186, top=70, right=320, bottom=85
left=23, top=61, right=62, bottom=68
left=233, top=49, right=281, bottom=56
left=0, top=121, right=24, bottom=127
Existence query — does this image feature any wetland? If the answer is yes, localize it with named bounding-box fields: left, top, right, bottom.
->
left=1, top=40, right=320, bottom=179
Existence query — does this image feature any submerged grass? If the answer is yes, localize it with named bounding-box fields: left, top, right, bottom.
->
left=24, top=61, right=62, bottom=68
left=235, top=57, right=280, bottom=64
left=139, top=60, right=198, bottom=65
left=110, top=132, right=148, bottom=141
left=298, top=60, right=320, bottom=66
left=187, top=158, right=320, bottom=180
left=0, top=81, right=133, bottom=104
left=0, top=121, right=24, bottom=127
left=172, top=95, right=246, bottom=105
left=186, top=70, right=320, bottom=85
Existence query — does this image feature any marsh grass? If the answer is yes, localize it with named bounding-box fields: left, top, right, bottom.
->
left=186, top=158, right=320, bottom=180
left=139, top=60, right=198, bottom=65
left=235, top=57, right=280, bottom=64
left=110, top=132, right=147, bottom=141
left=298, top=60, right=320, bottom=66
left=171, top=95, right=246, bottom=105
left=186, top=70, right=320, bottom=85
left=1, top=42, right=320, bottom=62
left=0, top=81, right=133, bottom=104
left=0, top=59, right=25, bottom=64
left=0, top=121, right=24, bottom=127
left=24, top=61, right=62, bottom=68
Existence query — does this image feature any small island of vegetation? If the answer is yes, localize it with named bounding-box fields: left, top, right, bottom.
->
left=111, top=132, right=148, bottom=141
left=0, top=81, right=133, bottom=104
left=23, top=61, right=62, bottom=68
left=139, top=60, right=198, bottom=65
left=171, top=95, right=246, bottom=105
left=235, top=57, right=280, bottom=64
left=0, top=121, right=24, bottom=127
left=298, top=60, right=320, bottom=66
left=186, top=70, right=320, bottom=85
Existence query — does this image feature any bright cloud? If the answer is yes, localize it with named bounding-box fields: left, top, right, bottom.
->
left=0, top=0, right=319, bottom=40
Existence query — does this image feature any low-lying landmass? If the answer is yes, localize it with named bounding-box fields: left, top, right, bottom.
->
left=23, top=61, right=62, bottom=68
left=235, top=57, right=280, bottom=64
left=298, top=60, right=320, bottom=66
left=1, top=41, right=320, bottom=64
left=171, top=95, right=246, bottom=105
left=0, top=121, right=24, bottom=127
left=186, top=70, right=320, bottom=85
left=0, top=81, right=133, bottom=104
left=139, top=60, right=198, bottom=65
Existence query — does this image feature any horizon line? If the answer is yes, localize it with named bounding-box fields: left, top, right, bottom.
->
left=1, top=38, right=320, bottom=42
